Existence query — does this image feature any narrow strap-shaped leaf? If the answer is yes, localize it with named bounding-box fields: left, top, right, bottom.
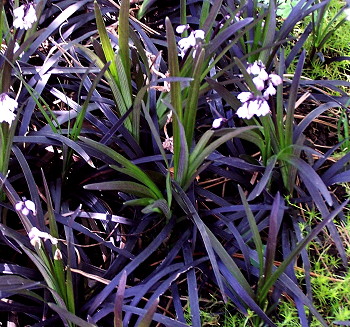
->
left=137, top=0, right=157, bottom=19
left=187, top=126, right=258, bottom=183
left=321, top=151, right=350, bottom=182
left=80, top=137, right=163, bottom=199
left=86, top=219, right=175, bottom=314
left=114, top=270, right=127, bottom=327
left=234, top=57, right=260, bottom=94
left=281, top=155, right=332, bottom=206
left=174, top=112, right=189, bottom=186
left=182, top=242, right=201, bottom=327
left=115, top=50, right=132, bottom=109
left=165, top=17, right=183, bottom=181
left=238, top=186, right=264, bottom=278
left=70, top=63, right=110, bottom=142
left=135, top=299, right=159, bottom=327
left=284, top=50, right=305, bottom=147
left=46, top=134, right=94, bottom=168
left=202, top=0, right=223, bottom=32
left=41, top=170, right=71, bottom=310
left=218, top=262, right=276, bottom=327
left=11, top=146, right=44, bottom=227
left=293, top=101, right=340, bottom=143
left=118, top=0, right=132, bottom=96
left=326, top=170, right=350, bottom=186
left=141, top=199, right=171, bottom=218
left=247, top=155, right=278, bottom=201
left=184, top=49, right=205, bottom=148
left=94, top=1, right=118, bottom=81
left=206, top=78, right=241, bottom=109
left=259, top=0, right=276, bottom=64
left=262, top=193, right=281, bottom=291
left=74, top=45, right=131, bottom=130
left=188, top=129, right=214, bottom=162
left=84, top=181, right=158, bottom=199
left=49, top=302, right=97, bottom=327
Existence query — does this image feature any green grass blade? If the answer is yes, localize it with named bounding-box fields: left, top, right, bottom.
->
left=75, top=45, right=131, bottom=130
left=84, top=181, right=158, bottom=199
left=118, top=0, right=132, bottom=97
left=79, top=137, right=163, bottom=199
left=259, top=0, right=276, bottom=63
left=137, top=0, right=157, bottom=19
left=41, top=171, right=71, bottom=309
left=187, top=126, right=258, bottom=182
left=165, top=17, right=183, bottom=180
left=70, top=63, right=109, bottom=142
left=94, top=1, right=118, bottom=81
left=183, top=48, right=205, bottom=149
left=115, top=54, right=132, bottom=109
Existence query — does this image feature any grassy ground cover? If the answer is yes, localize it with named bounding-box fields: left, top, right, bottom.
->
left=0, top=0, right=350, bottom=326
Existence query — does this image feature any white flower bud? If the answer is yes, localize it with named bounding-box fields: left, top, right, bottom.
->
left=54, top=248, right=62, bottom=260
left=15, top=199, right=36, bottom=216
left=212, top=118, right=225, bottom=129
left=269, top=73, right=283, bottom=86
left=176, top=24, right=189, bottom=34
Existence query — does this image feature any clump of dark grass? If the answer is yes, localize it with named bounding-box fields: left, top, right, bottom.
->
left=0, top=0, right=350, bottom=326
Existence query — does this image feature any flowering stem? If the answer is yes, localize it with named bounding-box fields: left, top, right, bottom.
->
left=260, top=115, right=279, bottom=164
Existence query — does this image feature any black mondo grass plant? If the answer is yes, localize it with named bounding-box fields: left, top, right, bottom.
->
left=0, top=0, right=350, bottom=326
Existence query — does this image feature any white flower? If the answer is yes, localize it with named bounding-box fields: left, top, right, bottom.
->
left=247, top=61, right=263, bottom=75
left=212, top=118, right=226, bottom=129
left=13, top=3, right=37, bottom=30
left=252, top=98, right=270, bottom=117
left=28, top=227, right=58, bottom=249
left=252, top=76, right=265, bottom=91
left=237, top=91, right=254, bottom=103
left=176, top=24, right=189, bottom=34
left=263, top=82, right=277, bottom=99
left=344, top=7, right=350, bottom=21
left=24, top=4, right=37, bottom=28
left=0, top=93, right=18, bottom=111
left=236, top=95, right=270, bottom=119
left=0, top=93, right=18, bottom=124
left=247, top=60, right=266, bottom=74
left=257, top=68, right=269, bottom=81
left=236, top=102, right=255, bottom=119
left=269, top=73, right=282, bottom=86
left=13, top=6, right=25, bottom=28
left=193, top=29, right=205, bottom=40
left=15, top=199, right=36, bottom=216
left=178, top=33, right=196, bottom=56
left=178, top=30, right=205, bottom=57
left=247, top=60, right=269, bottom=81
